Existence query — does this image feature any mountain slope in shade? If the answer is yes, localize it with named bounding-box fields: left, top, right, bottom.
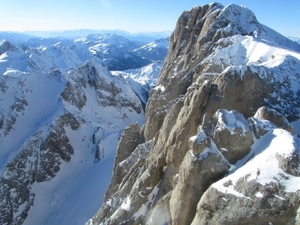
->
left=76, top=33, right=150, bottom=70
left=0, top=33, right=169, bottom=75
left=87, top=3, right=300, bottom=225
left=0, top=59, right=144, bottom=225
left=112, top=61, right=163, bottom=108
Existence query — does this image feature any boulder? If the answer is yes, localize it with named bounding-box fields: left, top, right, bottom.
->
left=213, top=109, right=254, bottom=164
left=254, top=106, right=294, bottom=133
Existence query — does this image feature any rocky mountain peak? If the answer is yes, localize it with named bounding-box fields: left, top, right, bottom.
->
left=0, top=40, right=19, bottom=55
left=143, top=2, right=300, bottom=141
left=88, top=3, right=300, bottom=225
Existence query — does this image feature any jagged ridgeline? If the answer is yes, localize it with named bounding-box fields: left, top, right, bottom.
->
left=0, top=28, right=168, bottom=223
left=0, top=59, right=145, bottom=224
left=87, top=3, right=300, bottom=225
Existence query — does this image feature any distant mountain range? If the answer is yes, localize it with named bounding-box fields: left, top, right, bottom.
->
left=0, top=30, right=168, bottom=225
left=1, top=8, right=300, bottom=225
left=0, top=31, right=169, bottom=71
left=0, top=29, right=171, bottom=43
left=289, top=36, right=300, bottom=44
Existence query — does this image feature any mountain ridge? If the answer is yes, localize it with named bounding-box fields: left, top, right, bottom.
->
left=0, top=30, right=171, bottom=44
left=0, top=33, right=168, bottom=73
left=0, top=56, right=146, bottom=224
left=87, top=3, right=300, bottom=225
left=0, top=2, right=300, bottom=225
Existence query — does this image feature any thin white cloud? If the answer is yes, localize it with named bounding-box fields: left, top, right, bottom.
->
left=4, top=18, right=54, bottom=23
left=99, top=0, right=113, bottom=9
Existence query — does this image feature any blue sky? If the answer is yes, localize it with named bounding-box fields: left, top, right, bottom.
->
left=0, top=0, right=299, bottom=37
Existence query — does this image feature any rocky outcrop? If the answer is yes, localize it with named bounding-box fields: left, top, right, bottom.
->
left=88, top=140, right=156, bottom=225
left=169, top=136, right=230, bottom=225
left=89, top=3, right=300, bottom=225
left=213, top=109, right=254, bottom=164
left=0, top=40, right=18, bottom=55
left=192, top=127, right=300, bottom=225
left=0, top=112, right=78, bottom=225
left=254, top=106, right=294, bottom=132
left=105, top=123, right=144, bottom=199
left=193, top=182, right=300, bottom=225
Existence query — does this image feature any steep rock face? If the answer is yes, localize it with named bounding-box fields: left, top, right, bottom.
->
left=213, top=109, right=254, bottom=164
left=169, top=135, right=230, bottom=225
left=0, top=40, right=19, bottom=55
left=88, top=139, right=156, bottom=225
left=89, top=3, right=300, bottom=225
left=143, top=2, right=299, bottom=141
left=105, top=122, right=144, bottom=199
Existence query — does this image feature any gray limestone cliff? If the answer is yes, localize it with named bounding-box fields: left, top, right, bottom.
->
left=88, top=3, right=300, bottom=225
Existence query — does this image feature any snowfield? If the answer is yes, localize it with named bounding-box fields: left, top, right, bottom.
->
left=0, top=31, right=166, bottom=225
left=213, top=124, right=300, bottom=197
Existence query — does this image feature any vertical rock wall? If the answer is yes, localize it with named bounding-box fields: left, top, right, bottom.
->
left=89, top=3, right=300, bottom=225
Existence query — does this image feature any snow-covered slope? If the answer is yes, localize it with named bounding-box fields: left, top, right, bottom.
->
left=199, top=29, right=300, bottom=119
left=75, top=33, right=150, bottom=70
left=0, top=37, right=92, bottom=74
left=112, top=61, right=163, bottom=108
left=0, top=28, right=170, bottom=224
left=190, top=108, right=300, bottom=224
left=21, top=29, right=171, bottom=42
left=213, top=127, right=300, bottom=198
left=0, top=31, right=168, bottom=110
left=0, top=32, right=169, bottom=75
left=0, top=58, right=144, bottom=224
left=132, top=37, right=169, bottom=61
